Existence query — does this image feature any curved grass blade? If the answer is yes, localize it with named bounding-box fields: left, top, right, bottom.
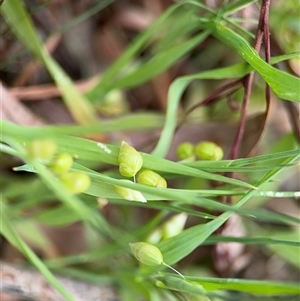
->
left=211, top=22, right=300, bottom=102
left=151, top=52, right=300, bottom=158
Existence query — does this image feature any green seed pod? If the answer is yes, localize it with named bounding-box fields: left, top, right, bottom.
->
left=60, top=172, right=91, bottom=194
left=48, top=153, right=73, bottom=175
left=176, top=142, right=195, bottom=160
left=96, top=90, right=129, bottom=116
left=129, top=242, right=163, bottom=266
left=162, top=213, right=188, bottom=239
left=146, top=228, right=163, bottom=245
left=194, top=141, right=223, bottom=161
left=118, top=141, right=143, bottom=177
left=114, top=180, right=147, bottom=203
left=27, top=139, right=57, bottom=160
left=137, top=170, right=167, bottom=188
left=130, top=242, right=185, bottom=279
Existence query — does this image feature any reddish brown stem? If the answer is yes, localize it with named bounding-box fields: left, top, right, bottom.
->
left=175, top=79, right=242, bottom=133
left=230, top=0, right=271, bottom=161
left=185, top=79, right=242, bottom=116
left=263, top=0, right=271, bottom=112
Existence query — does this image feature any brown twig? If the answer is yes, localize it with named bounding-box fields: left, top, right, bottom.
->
left=263, top=0, right=271, bottom=112
left=1, top=82, right=45, bottom=126
left=223, top=0, right=272, bottom=205
left=184, top=79, right=242, bottom=117
left=215, top=2, right=273, bottom=271
left=174, top=79, right=242, bottom=134
left=230, top=0, right=271, bottom=161
left=9, top=76, right=99, bottom=101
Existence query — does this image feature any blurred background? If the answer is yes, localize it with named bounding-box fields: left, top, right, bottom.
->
left=1, top=0, right=299, bottom=300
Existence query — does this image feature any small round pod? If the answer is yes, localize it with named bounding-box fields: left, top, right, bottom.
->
left=176, top=142, right=195, bottom=161
left=129, top=241, right=185, bottom=279
left=60, top=172, right=91, bottom=194
left=162, top=213, right=188, bottom=240
left=118, top=141, right=143, bottom=178
left=27, top=139, right=57, bottom=160
left=137, top=170, right=167, bottom=189
left=48, top=153, right=73, bottom=175
left=145, top=228, right=163, bottom=245
left=195, top=141, right=223, bottom=161
left=129, top=242, right=163, bottom=266
left=114, top=180, right=147, bottom=203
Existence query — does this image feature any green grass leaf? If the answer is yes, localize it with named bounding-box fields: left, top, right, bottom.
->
left=0, top=114, right=164, bottom=138
left=151, top=53, right=300, bottom=157
left=157, top=154, right=299, bottom=265
left=211, top=22, right=300, bottom=102
left=204, top=235, right=300, bottom=247
left=108, top=31, right=210, bottom=90
left=85, top=2, right=198, bottom=102
left=182, top=275, right=300, bottom=295
left=1, top=121, right=255, bottom=190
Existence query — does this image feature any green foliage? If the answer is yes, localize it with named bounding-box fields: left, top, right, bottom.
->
left=1, top=0, right=299, bottom=300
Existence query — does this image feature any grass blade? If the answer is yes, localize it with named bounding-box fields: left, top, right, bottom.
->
left=158, top=154, right=299, bottom=265
left=2, top=0, right=98, bottom=124
left=211, top=22, right=300, bottom=102
left=183, top=275, right=300, bottom=295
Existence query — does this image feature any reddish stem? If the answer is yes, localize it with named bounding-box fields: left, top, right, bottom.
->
left=230, top=0, right=271, bottom=160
